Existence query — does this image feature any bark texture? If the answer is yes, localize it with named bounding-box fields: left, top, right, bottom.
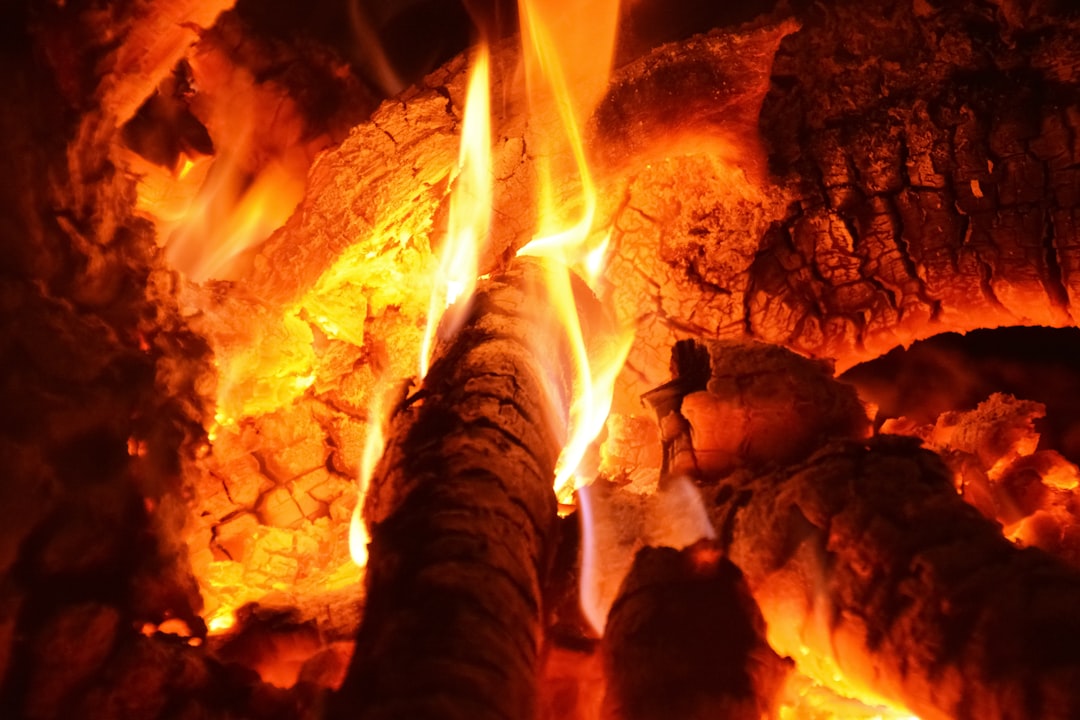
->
left=331, top=259, right=582, bottom=720
left=717, top=436, right=1080, bottom=720
left=670, top=340, right=1080, bottom=720
left=596, top=0, right=1080, bottom=404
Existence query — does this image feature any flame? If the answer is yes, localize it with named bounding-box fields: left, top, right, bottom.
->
left=162, top=156, right=306, bottom=282
left=516, top=0, right=631, bottom=502
left=515, top=0, right=620, bottom=284
left=419, top=45, right=493, bottom=379
left=575, top=483, right=605, bottom=636
left=133, top=147, right=307, bottom=283
left=350, top=389, right=389, bottom=568
left=129, top=43, right=316, bottom=283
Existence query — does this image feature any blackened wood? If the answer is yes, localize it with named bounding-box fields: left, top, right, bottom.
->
left=332, top=259, right=578, bottom=720
left=601, top=542, right=790, bottom=720
left=683, top=341, right=1080, bottom=720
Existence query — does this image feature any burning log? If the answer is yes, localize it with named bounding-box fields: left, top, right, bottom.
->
left=882, top=392, right=1080, bottom=568
left=601, top=541, right=790, bottom=720
left=331, top=258, right=599, bottom=720
left=669, top=339, right=1080, bottom=719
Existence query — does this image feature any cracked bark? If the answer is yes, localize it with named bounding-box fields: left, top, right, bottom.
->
left=330, top=259, right=583, bottom=720
left=592, top=2, right=1080, bottom=402
left=717, top=435, right=1080, bottom=720
left=659, top=339, right=1080, bottom=720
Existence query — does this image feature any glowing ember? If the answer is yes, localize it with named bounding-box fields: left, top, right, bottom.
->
left=779, top=673, right=923, bottom=720
left=206, top=608, right=236, bottom=635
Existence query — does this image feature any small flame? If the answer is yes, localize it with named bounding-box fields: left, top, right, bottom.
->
left=547, top=280, right=632, bottom=501
left=178, top=157, right=197, bottom=179
left=419, top=45, right=493, bottom=379
left=576, top=483, right=605, bottom=635
left=348, top=501, right=372, bottom=569
left=350, top=390, right=389, bottom=568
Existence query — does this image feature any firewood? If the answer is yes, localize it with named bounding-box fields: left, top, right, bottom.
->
left=673, top=339, right=1080, bottom=720
left=330, top=258, right=597, bottom=720
left=601, top=541, right=791, bottom=720
left=241, top=1, right=1080, bottom=417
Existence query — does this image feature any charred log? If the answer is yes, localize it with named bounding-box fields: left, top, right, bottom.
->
left=601, top=541, right=790, bottom=720
left=673, top=339, right=1080, bottom=720
left=331, top=259, right=584, bottom=720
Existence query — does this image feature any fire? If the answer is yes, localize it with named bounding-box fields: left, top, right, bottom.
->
left=129, top=50, right=313, bottom=283
left=419, top=44, right=493, bottom=379
left=206, top=608, right=236, bottom=635
left=779, top=673, right=923, bottom=720
left=157, top=155, right=306, bottom=282
left=515, top=0, right=618, bottom=283
left=515, top=0, right=633, bottom=503
left=349, top=388, right=389, bottom=568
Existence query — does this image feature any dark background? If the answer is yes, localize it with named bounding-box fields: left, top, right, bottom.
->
left=233, top=0, right=792, bottom=95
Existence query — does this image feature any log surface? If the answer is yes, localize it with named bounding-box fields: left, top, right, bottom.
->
left=332, top=259, right=574, bottom=720
left=675, top=341, right=1080, bottom=720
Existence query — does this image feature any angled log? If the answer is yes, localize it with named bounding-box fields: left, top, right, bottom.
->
left=331, top=259, right=598, bottom=720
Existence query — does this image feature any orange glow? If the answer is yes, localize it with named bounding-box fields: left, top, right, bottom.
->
left=419, top=45, right=493, bottom=379
left=206, top=608, right=236, bottom=635
left=178, top=157, right=197, bottom=179
left=350, top=390, right=388, bottom=568
left=126, top=436, right=147, bottom=457
left=779, top=674, right=922, bottom=720
left=575, top=483, right=605, bottom=635
left=132, top=148, right=306, bottom=283
left=164, top=158, right=306, bottom=282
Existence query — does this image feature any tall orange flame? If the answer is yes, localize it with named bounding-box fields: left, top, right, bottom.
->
left=419, top=45, right=493, bottom=379
left=515, top=0, right=618, bottom=284
left=515, top=0, right=631, bottom=503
